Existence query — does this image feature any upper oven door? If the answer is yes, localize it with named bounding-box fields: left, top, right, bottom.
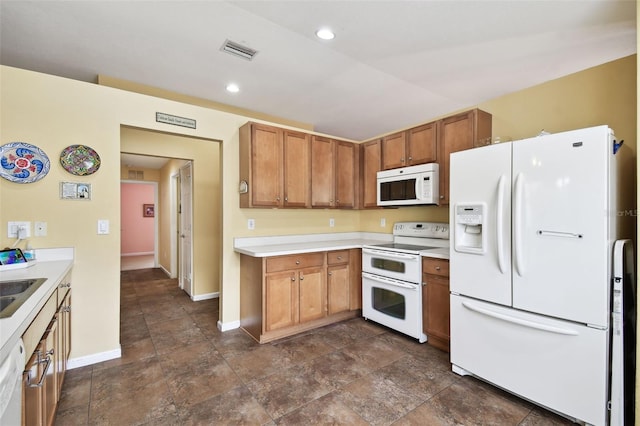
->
left=362, top=248, right=421, bottom=283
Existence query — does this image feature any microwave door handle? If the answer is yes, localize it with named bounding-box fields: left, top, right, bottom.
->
left=414, top=176, right=423, bottom=201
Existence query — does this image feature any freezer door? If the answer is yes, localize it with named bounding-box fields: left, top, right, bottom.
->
left=511, top=126, right=612, bottom=326
left=450, top=294, right=609, bottom=426
left=450, top=142, right=512, bottom=305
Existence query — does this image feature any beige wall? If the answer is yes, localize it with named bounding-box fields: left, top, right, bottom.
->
left=1, top=54, right=636, bottom=370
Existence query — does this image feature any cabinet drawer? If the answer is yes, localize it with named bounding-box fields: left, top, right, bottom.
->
left=327, top=250, right=349, bottom=265
left=266, top=252, right=325, bottom=273
left=422, top=258, right=449, bottom=277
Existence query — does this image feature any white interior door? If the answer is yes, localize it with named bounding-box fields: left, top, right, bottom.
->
left=179, top=162, right=193, bottom=297
left=449, top=142, right=512, bottom=306
left=511, top=127, right=611, bottom=326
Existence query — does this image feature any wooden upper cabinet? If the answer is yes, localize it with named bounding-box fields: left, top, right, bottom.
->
left=382, top=122, right=437, bottom=170
left=361, top=139, right=382, bottom=208
left=240, top=122, right=311, bottom=208
left=407, top=122, right=437, bottom=165
left=438, top=109, right=491, bottom=205
left=311, top=136, right=335, bottom=208
left=382, top=131, right=406, bottom=170
left=283, top=130, right=311, bottom=207
left=311, top=136, right=358, bottom=209
left=335, top=140, right=357, bottom=208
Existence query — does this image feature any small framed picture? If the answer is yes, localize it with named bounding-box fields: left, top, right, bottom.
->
left=60, top=182, right=91, bottom=200
left=143, top=204, right=155, bottom=217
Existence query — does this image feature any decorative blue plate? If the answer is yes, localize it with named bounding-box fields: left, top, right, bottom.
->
left=0, top=142, right=51, bottom=184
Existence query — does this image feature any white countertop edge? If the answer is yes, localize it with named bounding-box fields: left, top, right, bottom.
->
left=420, top=248, right=450, bottom=260
left=234, top=232, right=392, bottom=249
left=234, top=232, right=393, bottom=257
left=0, top=251, right=74, bottom=363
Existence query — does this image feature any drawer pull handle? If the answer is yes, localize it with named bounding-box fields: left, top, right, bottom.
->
left=26, top=352, right=51, bottom=388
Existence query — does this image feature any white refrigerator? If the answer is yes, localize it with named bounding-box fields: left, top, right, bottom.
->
left=449, top=125, right=635, bottom=426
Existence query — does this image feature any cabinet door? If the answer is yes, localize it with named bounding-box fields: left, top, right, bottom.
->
left=298, top=267, right=326, bottom=323
left=382, top=131, right=406, bottom=170
left=265, top=271, right=298, bottom=331
left=361, top=140, right=382, bottom=208
left=422, top=273, right=450, bottom=343
left=251, top=124, right=283, bottom=207
left=439, top=112, right=474, bottom=205
left=43, top=319, right=58, bottom=426
left=327, top=264, right=350, bottom=315
left=23, top=347, right=45, bottom=426
left=335, top=141, right=356, bottom=208
left=311, top=136, right=335, bottom=207
left=407, top=122, right=437, bottom=165
left=283, top=130, right=311, bottom=208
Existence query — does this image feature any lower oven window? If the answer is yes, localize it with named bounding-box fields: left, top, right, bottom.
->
left=372, top=287, right=406, bottom=319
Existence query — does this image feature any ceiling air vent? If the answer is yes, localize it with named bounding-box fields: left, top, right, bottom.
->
left=221, top=39, right=258, bottom=61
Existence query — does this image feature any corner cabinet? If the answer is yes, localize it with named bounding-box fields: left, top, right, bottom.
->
left=421, top=258, right=450, bottom=352
left=240, top=249, right=361, bottom=343
left=438, top=109, right=492, bottom=205
left=239, top=122, right=311, bottom=208
left=22, top=271, right=72, bottom=426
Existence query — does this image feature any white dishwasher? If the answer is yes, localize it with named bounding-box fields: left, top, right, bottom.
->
left=0, top=338, right=25, bottom=425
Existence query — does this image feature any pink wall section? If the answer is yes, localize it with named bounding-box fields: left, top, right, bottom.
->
left=121, top=183, right=155, bottom=254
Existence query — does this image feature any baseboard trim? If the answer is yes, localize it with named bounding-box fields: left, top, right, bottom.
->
left=218, top=320, right=240, bottom=332
left=67, top=347, right=122, bottom=370
left=192, top=292, right=219, bottom=302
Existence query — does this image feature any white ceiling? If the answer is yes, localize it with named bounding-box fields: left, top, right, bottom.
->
left=0, top=0, right=636, bottom=143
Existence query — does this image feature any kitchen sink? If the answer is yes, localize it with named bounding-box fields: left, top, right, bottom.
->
left=0, top=278, right=47, bottom=318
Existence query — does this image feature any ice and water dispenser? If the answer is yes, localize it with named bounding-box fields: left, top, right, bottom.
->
left=454, top=204, right=487, bottom=254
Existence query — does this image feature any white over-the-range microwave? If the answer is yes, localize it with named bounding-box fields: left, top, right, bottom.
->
left=376, top=163, right=439, bottom=206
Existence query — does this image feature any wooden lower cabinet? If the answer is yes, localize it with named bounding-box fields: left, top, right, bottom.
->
left=22, top=272, right=72, bottom=426
left=422, top=257, right=450, bottom=352
left=241, top=249, right=361, bottom=343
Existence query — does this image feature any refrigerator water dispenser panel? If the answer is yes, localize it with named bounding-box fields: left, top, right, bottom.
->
left=454, top=204, right=487, bottom=254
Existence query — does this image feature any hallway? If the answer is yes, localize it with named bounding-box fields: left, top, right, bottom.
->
left=54, top=268, right=572, bottom=425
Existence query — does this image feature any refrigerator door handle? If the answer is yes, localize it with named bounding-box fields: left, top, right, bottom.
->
left=496, top=175, right=506, bottom=274
left=514, top=172, right=525, bottom=276
left=461, top=301, right=579, bottom=336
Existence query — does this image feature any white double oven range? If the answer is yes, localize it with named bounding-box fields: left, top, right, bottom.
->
left=362, top=222, right=449, bottom=342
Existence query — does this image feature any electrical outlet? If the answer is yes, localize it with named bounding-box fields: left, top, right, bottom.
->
left=248, top=219, right=255, bottom=230
left=329, top=218, right=335, bottom=227
left=35, top=221, right=47, bottom=237
left=380, top=218, right=386, bottom=227
left=7, top=221, right=31, bottom=238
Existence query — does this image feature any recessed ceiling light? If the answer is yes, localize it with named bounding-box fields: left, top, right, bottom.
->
left=226, top=83, right=240, bottom=93
left=315, top=28, right=335, bottom=40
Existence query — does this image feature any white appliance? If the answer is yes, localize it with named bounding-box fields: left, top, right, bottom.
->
left=0, top=338, right=25, bottom=425
left=377, top=163, right=439, bottom=206
left=449, top=125, right=636, bottom=425
left=362, top=222, right=449, bottom=342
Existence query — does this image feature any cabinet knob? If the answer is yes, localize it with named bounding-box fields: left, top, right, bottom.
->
left=276, top=196, right=281, bottom=201
left=291, top=275, right=296, bottom=282
left=337, top=256, right=342, bottom=260
left=299, top=275, right=304, bottom=281
left=440, top=195, right=444, bottom=199
left=295, top=260, right=300, bottom=265
left=328, top=271, right=332, bottom=276
left=284, top=197, right=288, bottom=202
left=408, top=156, right=412, bottom=160
left=435, top=266, right=441, bottom=270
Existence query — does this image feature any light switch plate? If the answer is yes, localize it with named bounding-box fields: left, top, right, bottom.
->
left=329, top=218, right=335, bottom=227
left=247, top=219, right=255, bottom=230
left=97, top=219, right=109, bottom=235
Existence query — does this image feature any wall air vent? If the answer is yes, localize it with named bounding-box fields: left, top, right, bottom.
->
left=220, top=39, right=258, bottom=61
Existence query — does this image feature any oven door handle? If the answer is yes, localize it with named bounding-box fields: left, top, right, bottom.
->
left=362, top=272, right=417, bottom=290
left=362, top=248, right=418, bottom=261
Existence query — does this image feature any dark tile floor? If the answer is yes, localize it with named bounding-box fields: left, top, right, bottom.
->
left=54, top=268, right=573, bottom=425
